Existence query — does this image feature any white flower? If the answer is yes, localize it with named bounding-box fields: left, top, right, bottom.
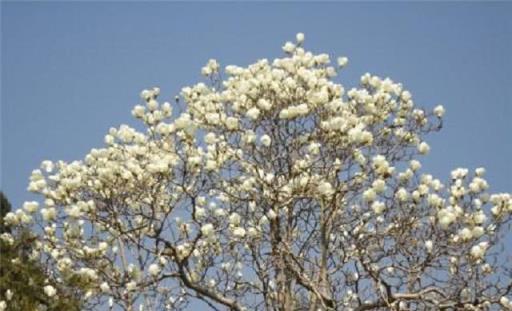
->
left=473, top=211, right=487, bottom=224
left=0, top=301, right=5, bottom=311
left=257, top=98, right=272, bottom=111
left=41, top=207, right=57, bottom=221
left=417, top=142, right=430, bottom=155
left=296, top=32, right=305, bottom=44
left=104, top=134, right=115, bottom=145
left=410, top=160, right=421, bottom=171
left=260, top=135, right=271, bottom=147
left=44, top=285, right=57, bottom=297
left=194, top=207, right=207, bottom=219
left=363, top=189, right=376, bottom=202
left=308, top=142, right=321, bottom=155
left=3, top=212, right=18, bottom=226
left=470, top=244, right=485, bottom=259
left=5, top=290, right=13, bottom=301
left=132, top=105, right=145, bottom=118
left=371, top=201, right=385, bottom=214
left=500, top=296, right=510, bottom=308
left=204, top=132, right=216, bottom=145
left=472, top=226, right=485, bottom=238
left=148, top=263, right=161, bottom=276
left=459, top=227, right=473, bottom=240
left=147, top=99, right=158, bottom=111
left=229, top=213, right=241, bottom=226
left=396, top=188, right=409, bottom=202
left=226, top=117, right=239, bottom=130
left=317, top=181, right=334, bottom=197
left=433, top=105, right=445, bottom=117
left=40, top=160, right=54, bottom=172
left=201, top=223, right=215, bottom=237
left=202, top=59, right=219, bottom=76
left=475, top=167, right=486, bottom=177
left=451, top=168, right=469, bottom=180
left=282, top=41, right=295, bottom=53
left=214, top=208, right=226, bottom=217
left=100, top=282, right=110, bottom=292
left=425, top=240, right=433, bottom=253
left=232, top=227, right=246, bottom=238
left=126, top=281, right=137, bottom=291
left=67, top=205, right=82, bottom=218
left=246, top=107, right=261, bottom=120
left=372, top=179, right=386, bottom=193
left=337, top=57, right=348, bottom=67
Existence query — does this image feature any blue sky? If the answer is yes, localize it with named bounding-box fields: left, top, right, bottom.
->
left=4, top=2, right=510, bottom=210
left=2, top=1, right=511, bottom=221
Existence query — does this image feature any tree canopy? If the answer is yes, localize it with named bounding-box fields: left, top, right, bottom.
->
left=3, top=34, right=511, bottom=311
left=0, top=192, right=82, bottom=311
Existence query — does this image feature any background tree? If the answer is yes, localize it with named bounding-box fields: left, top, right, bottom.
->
left=0, top=191, right=82, bottom=311
left=5, top=34, right=511, bottom=310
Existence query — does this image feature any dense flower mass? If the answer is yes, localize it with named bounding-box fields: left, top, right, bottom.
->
left=4, top=34, right=512, bottom=311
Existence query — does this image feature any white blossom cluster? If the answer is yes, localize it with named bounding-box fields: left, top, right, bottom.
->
left=4, top=33, right=511, bottom=311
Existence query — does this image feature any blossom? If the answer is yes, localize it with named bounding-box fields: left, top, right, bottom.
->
left=433, top=105, right=445, bottom=117
left=282, top=41, right=295, bottom=53
left=438, top=207, right=457, bottom=229
left=472, top=226, right=485, bottom=238
left=410, top=160, right=421, bottom=171
left=257, top=98, right=272, bottom=111
left=201, top=223, right=215, bottom=237
left=126, top=281, right=137, bottom=291
left=363, top=189, right=377, bottom=202
left=194, top=207, right=207, bottom=219
left=425, top=240, right=433, bottom=253
left=317, top=181, right=334, bottom=197
left=470, top=242, right=488, bottom=260
left=246, top=107, right=261, bottom=120
left=44, top=285, right=57, bottom=297
left=229, top=213, right=241, bottom=226
left=371, top=201, right=385, bottom=214
left=100, top=282, right=110, bottom=292
left=201, top=59, right=219, bottom=76
left=459, top=227, right=473, bottom=240
left=17, top=33, right=512, bottom=310
left=337, top=57, right=348, bottom=67
left=500, top=296, right=512, bottom=308
left=475, top=167, right=486, bottom=177
left=395, top=188, right=409, bottom=202
left=232, top=227, right=246, bottom=238
left=473, top=211, right=487, bottom=224
left=226, top=117, right=239, bottom=130
left=132, top=105, right=145, bottom=118
left=148, top=263, right=161, bottom=276
left=296, top=32, right=305, bottom=44
left=5, top=290, right=12, bottom=301
left=260, top=135, right=271, bottom=147
left=3, top=212, right=18, bottom=226
left=372, top=179, right=386, bottom=193
left=417, top=142, right=430, bottom=155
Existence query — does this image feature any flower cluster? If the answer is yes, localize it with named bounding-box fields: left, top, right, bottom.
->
left=6, top=33, right=511, bottom=311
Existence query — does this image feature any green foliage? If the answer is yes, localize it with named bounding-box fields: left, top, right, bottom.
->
left=0, top=192, right=12, bottom=234
left=0, top=192, right=82, bottom=311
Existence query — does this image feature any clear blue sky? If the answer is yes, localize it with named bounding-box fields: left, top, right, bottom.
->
left=1, top=2, right=511, bottom=310
left=2, top=2, right=511, bottom=218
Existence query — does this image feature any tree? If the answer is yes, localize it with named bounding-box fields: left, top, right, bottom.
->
left=0, top=192, right=83, bottom=311
left=5, top=33, right=512, bottom=311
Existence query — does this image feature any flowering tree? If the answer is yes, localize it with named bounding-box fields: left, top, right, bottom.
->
left=3, top=33, right=512, bottom=311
